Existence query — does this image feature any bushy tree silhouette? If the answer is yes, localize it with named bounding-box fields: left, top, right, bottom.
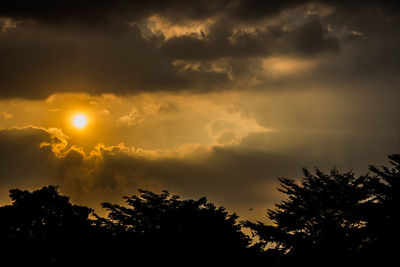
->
left=364, top=154, right=400, bottom=264
left=100, top=189, right=254, bottom=263
left=245, top=154, right=400, bottom=267
left=0, top=185, right=93, bottom=240
left=244, top=169, right=374, bottom=266
left=0, top=185, right=97, bottom=264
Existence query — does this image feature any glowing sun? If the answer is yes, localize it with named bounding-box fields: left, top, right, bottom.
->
left=72, top=114, right=88, bottom=129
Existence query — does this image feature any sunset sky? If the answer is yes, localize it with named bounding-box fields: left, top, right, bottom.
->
left=0, top=0, right=399, bottom=221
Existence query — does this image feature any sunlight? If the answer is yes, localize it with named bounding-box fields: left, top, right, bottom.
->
left=72, top=114, right=87, bottom=129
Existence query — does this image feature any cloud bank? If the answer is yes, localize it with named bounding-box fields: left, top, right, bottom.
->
left=0, top=0, right=398, bottom=98
left=0, top=123, right=397, bottom=220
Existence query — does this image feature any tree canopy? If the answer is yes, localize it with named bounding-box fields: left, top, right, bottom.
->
left=0, top=185, right=97, bottom=264
left=0, top=185, right=93, bottom=240
left=244, top=154, right=400, bottom=266
left=0, top=153, right=398, bottom=266
left=100, top=189, right=253, bottom=263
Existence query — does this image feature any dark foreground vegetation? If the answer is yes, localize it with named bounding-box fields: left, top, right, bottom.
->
left=0, top=154, right=399, bottom=266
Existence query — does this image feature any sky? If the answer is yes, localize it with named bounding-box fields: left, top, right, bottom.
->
left=0, top=0, right=399, bottom=221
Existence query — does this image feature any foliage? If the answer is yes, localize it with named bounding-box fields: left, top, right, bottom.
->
left=246, top=169, right=370, bottom=255
left=100, top=189, right=252, bottom=261
left=0, top=153, right=398, bottom=265
left=244, top=154, right=400, bottom=266
left=0, top=185, right=96, bottom=265
left=0, top=185, right=93, bottom=240
left=364, top=154, right=400, bottom=261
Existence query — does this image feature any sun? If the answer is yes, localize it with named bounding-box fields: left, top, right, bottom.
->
left=72, top=114, right=88, bottom=129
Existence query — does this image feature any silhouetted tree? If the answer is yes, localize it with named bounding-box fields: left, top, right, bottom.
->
left=244, top=168, right=373, bottom=266
left=245, top=153, right=400, bottom=266
left=100, top=189, right=255, bottom=263
left=1, top=154, right=397, bottom=266
left=363, top=154, right=400, bottom=264
left=0, top=185, right=97, bottom=265
left=0, top=185, right=93, bottom=239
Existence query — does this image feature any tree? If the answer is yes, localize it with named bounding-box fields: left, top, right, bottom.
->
left=364, top=154, right=400, bottom=264
left=0, top=185, right=93, bottom=240
left=0, top=185, right=96, bottom=265
left=244, top=168, right=373, bottom=266
left=100, top=189, right=254, bottom=263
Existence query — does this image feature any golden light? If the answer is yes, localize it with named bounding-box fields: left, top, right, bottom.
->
left=72, top=114, right=88, bottom=129
left=262, top=57, right=316, bottom=75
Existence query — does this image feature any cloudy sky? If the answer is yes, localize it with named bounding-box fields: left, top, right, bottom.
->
left=0, top=0, right=399, bottom=220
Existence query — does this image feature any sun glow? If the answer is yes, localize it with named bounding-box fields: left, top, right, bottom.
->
left=72, top=114, right=88, bottom=129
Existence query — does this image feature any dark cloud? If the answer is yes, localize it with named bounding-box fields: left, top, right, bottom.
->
left=0, top=126, right=398, bottom=219
left=0, top=0, right=399, bottom=99
left=230, top=0, right=400, bottom=20
left=229, top=0, right=305, bottom=21
left=0, top=0, right=230, bottom=26
left=161, top=17, right=339, bottom=60
left=0, top=126, right=283, bottom=211
left=2, top=1, right=397, bottom=26
left=0, top=127, right=59, bottom=185
left=159, top=18, right=272, bottom=60
left=0, top=19, right=236, bottom=98
left=0, top=22, right=192, bottom=99
left=289, top=18, right=339, bottom=56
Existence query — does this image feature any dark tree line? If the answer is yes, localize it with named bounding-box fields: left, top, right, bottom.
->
left=0, top=154, right=398, bottom=266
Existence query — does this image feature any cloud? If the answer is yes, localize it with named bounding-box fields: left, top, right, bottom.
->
left=0, top=22, right=190, bottom=99
left=0, top=0, right=230, bottom=27
left=0, top=123, right=397, bottom=220
left=0, top=126, right=61, bottom=185
left=0, top=1, right=398, bottom=99
left=117, top=102, right=172, bottom=126
left=0, top=112, right=13, bottom=119
left=0, top=17, right=18, bottom=32
left=289, top=17, right=339, bottom=56
left=0, top=125, right=294, bottom=219
left=160, top=17, right=339, bottom=61
left=1, top=1, right=397, bottom=27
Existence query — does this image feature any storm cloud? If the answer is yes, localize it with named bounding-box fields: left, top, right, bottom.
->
left=0, top=0, right=398, bottom=98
